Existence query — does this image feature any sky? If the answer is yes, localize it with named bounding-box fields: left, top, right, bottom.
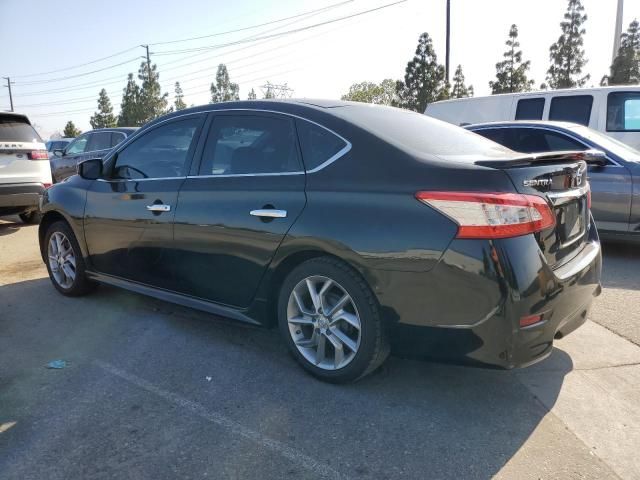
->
left=1, top=0, right=639, bottom=138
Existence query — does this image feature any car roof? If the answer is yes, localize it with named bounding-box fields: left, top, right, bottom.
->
left=466, top=120, right=582, bottom=131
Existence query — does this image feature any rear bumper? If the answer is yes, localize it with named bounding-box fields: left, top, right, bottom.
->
left=379, top=218, right=602, bottom=369
left=0, top=183, right=45, bottom=209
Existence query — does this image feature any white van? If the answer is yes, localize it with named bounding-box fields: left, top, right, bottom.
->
left=425, top=86, right=640, bottom=150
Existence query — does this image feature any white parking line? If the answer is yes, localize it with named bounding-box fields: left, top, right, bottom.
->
left=94, top=360, right=348, bottom=480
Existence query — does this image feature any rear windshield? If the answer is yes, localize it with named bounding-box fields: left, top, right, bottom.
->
left=0, top=115, right=42, bottom=142
left=334, top=105, right=514, bottom=162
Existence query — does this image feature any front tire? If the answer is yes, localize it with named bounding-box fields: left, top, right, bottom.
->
left=278, top=257, right=389, bottom=383
left=44, top=220, right=96, bottom=296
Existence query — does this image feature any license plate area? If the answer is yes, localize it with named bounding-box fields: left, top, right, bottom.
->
left=556, top=197, right=587, bottom=247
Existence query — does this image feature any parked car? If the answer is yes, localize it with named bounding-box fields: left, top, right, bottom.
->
left=467, top=121, right=640, bottom=242
left=425, top=86, right=640, bottom=150
left=45, top=138, right=72, bottom=159
left=0, top=112, right=52, bottom=223
left=38, top=100, right=601, bottom=382
left=50, top=127, right=137, bottom=183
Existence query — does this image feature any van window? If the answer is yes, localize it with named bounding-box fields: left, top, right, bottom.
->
left=549, top=95, right=593, bottom=126
left=515, top=98, right=545, bottom=120
left=607, top=92, right=640, bottom=132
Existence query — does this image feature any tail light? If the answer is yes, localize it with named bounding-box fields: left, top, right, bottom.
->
left=43, top=183, right=52, bottom=189
left=28, top=150, right=48, bottom=160
left=416, top=191, right=556, bottom=239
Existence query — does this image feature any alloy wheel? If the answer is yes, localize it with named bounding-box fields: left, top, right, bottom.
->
left=48, top=231, right=76, bottom=289
left=287, top=275, right=362, bottom=370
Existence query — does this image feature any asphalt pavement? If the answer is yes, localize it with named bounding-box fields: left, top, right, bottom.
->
left=1, top=217, right=639, bottom=479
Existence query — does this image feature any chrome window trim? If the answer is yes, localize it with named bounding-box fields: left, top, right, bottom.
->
left=546, top=184, right=590, bottom=206
left=109, top=108, right=352, bottom=179
left=470, top=125, right=623, bottom=167
left=96, top=176, right=187, bottom=183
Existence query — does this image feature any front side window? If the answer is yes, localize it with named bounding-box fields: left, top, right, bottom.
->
left=110, top=132, right=126, bottom=147
left=66, top=135, right=88, bottom=155
left=473, top=128, right=509, bottom=147
left=549, top=95, right=593, bottom=126
left=607, top=92, right=640, bottom=131
left=515, top=98, right=545, bottom=120
left=199, top=115, right=300, bottom=175
left=113, top=116, right=202, bottom=179
left=86, top=132, right=111, bottom=152
left=296, top=120, right=347, bottom=171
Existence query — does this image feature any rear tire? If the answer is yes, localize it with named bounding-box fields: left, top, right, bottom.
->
left=19, top=210, right=42, bottom=224
left=278, top=257, right=389, bottom=383
left=44, top=220, right=96, bottom=296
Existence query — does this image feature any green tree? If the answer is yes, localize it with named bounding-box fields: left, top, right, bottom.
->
left=341, top=79, right=399, bottom=105
left=89, top=89, right=117, bottom=129
left=174, top=81, right=187, bottom=110
left=137, top=61, right=168, bottom=124
left=490, top=25, right=535, bottom=94
left=546, top=0, right=589, bottom=89
left=451, top=65, right=473, bottom=98
left=63, top=121, right=81, bottom=138
left=118, top=73, right=141, bottom=127
left=210, top=64, right=239, bottom=103
left=604, top=19, right=640, bottom=86
left=247, top=88, right=257, bottom=100
left=395, top=33, right=448, bottom=112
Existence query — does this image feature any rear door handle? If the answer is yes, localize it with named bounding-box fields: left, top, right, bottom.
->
left=146, top=204, right=171, bottom=212
left=250, top=209, right=287, bottom=218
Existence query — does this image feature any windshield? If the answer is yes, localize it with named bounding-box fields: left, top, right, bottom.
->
left=569, top=125, right=640, bottom=163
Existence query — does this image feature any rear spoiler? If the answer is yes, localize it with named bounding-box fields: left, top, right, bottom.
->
left=476, top=149, right=608, bottom=168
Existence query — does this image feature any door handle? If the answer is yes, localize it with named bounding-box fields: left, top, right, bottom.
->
left=250, top=209, right=287, bottom=218
left=146, top=204, right=171, bottom=212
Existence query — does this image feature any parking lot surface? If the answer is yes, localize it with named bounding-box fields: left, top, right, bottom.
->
left=1, top=217, right=639, bottom=479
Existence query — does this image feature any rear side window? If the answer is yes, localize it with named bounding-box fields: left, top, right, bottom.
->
left=607, top=92, right=640, bottom=131
left=296, top=120, right=348, bottom=171
left=549, top=95, right=593, bottom=126
left=515, top=98, right=545, bottom=120
left=111, top=132, right=126, bottom=147
left=199, top=115, right=301, bottom=175
left=0, top=115, right=42, bottom=142
left=86, top=132, right=111, bottom=152
left=507, top=128, right=587, bottom=153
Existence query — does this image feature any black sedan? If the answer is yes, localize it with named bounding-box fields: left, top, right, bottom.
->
left=467, top=121, right=640, bottom=242
left=38, top=100, right=601, bottom=383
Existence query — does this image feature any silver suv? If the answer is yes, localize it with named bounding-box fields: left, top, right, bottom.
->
left=0, top=112, right=52, bottom=223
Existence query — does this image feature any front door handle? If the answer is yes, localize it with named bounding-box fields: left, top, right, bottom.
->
left=250, top=209, right=287, bottom=218
left=146, top=204, right=171, bottom=212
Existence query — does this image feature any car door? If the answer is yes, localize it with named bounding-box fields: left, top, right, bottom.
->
left=54, top=133, right=89, bottom=182
left=83, top=114, right=205, bottom=289
left=171, top=111, right=306, bottom=307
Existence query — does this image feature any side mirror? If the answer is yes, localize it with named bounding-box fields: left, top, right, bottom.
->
left=53, top=149, right=64, bottom=157
left=78, top=158, right=103, bottom=180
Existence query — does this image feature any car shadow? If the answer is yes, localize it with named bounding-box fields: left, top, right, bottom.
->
left=0, top=217, right=23, bottom=237
left=0, top=277, right=574, bottom=479
left=601, top=240, right=640, bottom=291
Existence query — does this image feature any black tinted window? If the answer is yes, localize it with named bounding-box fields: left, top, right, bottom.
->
left=110, top=132, right=126, bottom=147
left=114, top=117, right=201, bottom=179
left=473, top=128, right=509, bottom=146
left=607, top=92, right=640, bottom=132
left=0, top=115, right=41, bottom=142
left=515, top=98, right=545, bottom=120
left=296, top=120, right=347, bottom=171
left=506, top=128, right=587, bottom=153
left=86, top=132, right=111, bottom=152
left=199, top=115, right=300, bottom=175
left=549, top=95, right=593, bottom=126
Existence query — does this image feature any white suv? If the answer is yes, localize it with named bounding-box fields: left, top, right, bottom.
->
left=0, top=112, right=52, bottom=223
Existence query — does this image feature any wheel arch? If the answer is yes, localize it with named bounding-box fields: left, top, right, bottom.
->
left=38, top=210, right=87, bottom=262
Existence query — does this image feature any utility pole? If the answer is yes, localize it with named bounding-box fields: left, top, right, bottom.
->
left=612, top=0, right=624, bottom=63
left=141, top=44, right=151, bottom=81
left=445, top=0, right=451, bottom=83
left=3, top=77, right=14, bottom=112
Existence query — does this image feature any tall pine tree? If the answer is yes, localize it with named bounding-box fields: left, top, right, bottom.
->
left=118, top=73, right=141, bottom=127
left=546, top=0, right=589, bottom=89
left=137, top=61, right=168, bottom=124
left=89, top=89, right=117, bottom=129
left=210, top=64, right=239, bottom=103
left=174, top=82, right=187, bottom=110
left=604, top=19, right=640, bottom=86
left=490, top=25, right=534, bottom=94
left=395, top=33, right=448, bottom=112
left=63, top=121, right=81, bottom=137
left=451, top=66, right=473, bottom=99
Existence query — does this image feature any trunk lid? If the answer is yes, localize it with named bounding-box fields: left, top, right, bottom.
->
left=477, top=151, right=591, bottom=268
